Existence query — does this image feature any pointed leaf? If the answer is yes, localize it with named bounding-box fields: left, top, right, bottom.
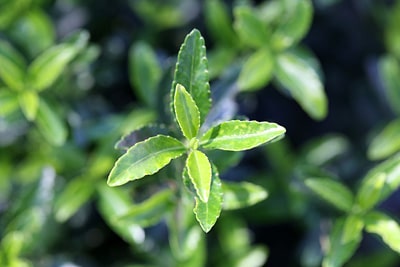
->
left=271, top=0, right=313, bottom=50
left=378, top=55, right=400, bottom=115
left=341, top=215, right=364, bottom=244
left=368, top=118, right=400, bottom=160
left=18, top=90, right=39, bottom=121
left=199, top=120, right=286, bottom=151
left=364, top=211, right=400, bottom=253
left=275, top=51, right=327, bottom=120
left=222, top=181, right=268, bottom=210
left=108, top=135, right=185, bottom=186
left=171, top=29, right=211, bottom=124
left=35, top=98, right=67, bottom=146
left=27, top=44, right=78, bottom=91
left=305, top=177, right=354, bottom=212
left=233, top=6, right=270, bottom=48
left=356, top=153, right=400, bottom=211
left=186, top=150, right=212, bottom=202
left=174, top=84, right=200, bottom=139
left=118, top=189, right=174, bottom=227
left=193, top=165, right=223, bottom=232
left=322, top=217, right=362, bottom=267
left=238, top=48, right=274, bottom=91
left=0, top=40, right=26, bottom=90
left=129, top=41, right=162, bottom=107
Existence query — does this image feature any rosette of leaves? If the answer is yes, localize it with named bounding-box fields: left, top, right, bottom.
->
left=107, top=29, right=285, bottom=232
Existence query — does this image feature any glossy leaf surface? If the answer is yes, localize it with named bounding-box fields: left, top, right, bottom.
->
left=200, top=120, right=285, bottom=151
left=187, top=150, right=212, bottom=202
left=193, top=166, right=222, bottom=232
left=174, top=83, right=200, bottom=139
left=172, top=29, right=210, bottom=124
left=222, top=181, right=268, bottom=210
left=108, top=135, right=185, bottom=186
left=275, top=52, right=327, bottom=120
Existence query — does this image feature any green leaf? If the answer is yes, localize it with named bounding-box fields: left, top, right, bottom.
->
left=238, top=48, right=274, bottom=91
left=118, top=189, right=174, bottom=227
left=174, top=84, right=200, bottom=140
left=305, top=177, right=354, bottom=212
left=27, top=44, right=78, bottom=91
left=200, top=120, right=286, bottom=151
left=18, top=90, right=39, bottom=121
left=108, top=135, right=185, bottom=186
left=207, top=46, right=236, bottom=79
left=0, top=40, right=26, bottom=91
left=234, top=246, right=269, bottom=267
left=186, top=150, right=212, bottom=202
left=222, top=181, right=268, bottom=210
left=368, top=119, right=400, bottom=160
left=172, top=29, right=211, bottom=125
left=271, top=0, right=313, bottom=50
left=233, top=6, right=270, bottom=49
left=0, top=90, right=19, bottom=116
left=356, top=153, right=400, bottom=211
left=129, top=41, right=162, bottom=107
left=54, top=178, right=96, bottom=222
left=384, top=1, right=400, bottom=58
left=342, top=215, right=364, bottom=244
left=378, top=55, right=400, bottom=115
left=275, top=51, right=327, bottom=120
left=322, top=218, right=362, bottom=267
left=193, top=165, right=222, bottom=232
left=204, top=0, right=238, bottom=47
left=35, top=98, right=67, bottom=146
left=364, top=211, right=400, bottom=253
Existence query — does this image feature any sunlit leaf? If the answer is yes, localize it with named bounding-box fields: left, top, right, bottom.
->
left=368, top=119, right=400, bottom=160
left=174, top=84, right=200, bottom=139
left=200, top=120, right=285, bottom=151
left=108, top=135, right=185, bottom=186
left=18, top=90, right=38, bottom=121
left=0, top=40, right=26, bottom=91
left=186, top=150, right=212, bottom=202
left=222, top=181, right=268, bottom=210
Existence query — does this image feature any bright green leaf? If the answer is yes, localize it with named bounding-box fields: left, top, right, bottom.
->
left=193, top=165, right=222, bottom=232
left=35, top=98, right=67, bottom=146
left=233, top=6, right=270, bottom=49
left=271, top=0, right=313, bottom=50
left=200, top=120, right=286, bottom=151
left=235, top=246, right=269, bottom=267
left=322, top=218, right=362, bottom=267
left=0, top=40, right=26, bottom=91
left=275, top=51, right=328, bottom=120
left=238, top=48, right=274, bottom=91
left=0, top=90, right=19, bottom=116
left=18, top=90, right=39, bottom=121
left=222, top=181, right=268, bottom=210
left=129, top=41, right=162, bottom=107
left=118, top=189, right=174, bottom=228
left=204, top=0, right=238, bottom=47
left=368, top=119, right=400, bottom=160
left=27, top=44, right=78, bottom=91
left=174, top=84, right=200, bottom=139
left=171, top=29, right=211, bottom=125
left=108, top=135, right=185, bottom=186
left=186, top=150, right=212, bottom=202
left=305, top=177, right=354, bottom=212
left=378, top=55, right=400, bottom=115
left=364, top=211, right=400, bottom=253
left=342, top=215, right=364, bottom=244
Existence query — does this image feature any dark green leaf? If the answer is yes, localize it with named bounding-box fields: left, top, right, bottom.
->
left=193, top=165, right=223, bottom=232
left=118, top=189, right=174, bottom=228
left=238, top=47, right=274, bottom=91
left=222, top=181, right=268, bottom=210
left=378, top=55, right=400, bottom=115
left=233, top=6, right=270, bottom=49
left=200, top=120, right=285, bottom=151
left=364, top=211, right=400, bottom=253
left=186, top=150, right=212, bottom=202
left=174, top=84, right=200, bottom=139
left=129, top=41, right=162, bottom=107
left=305, top=177, right=354, bottom=212
left=171, top=29, right=211, bottom=125
left=368, top=119, right=400, bottom=160
left=108, top=135, right=185, bottom=186
left=384, top=1, right=400, bottom=58
left=0, top=40, right=26, bottom=90
left=35, top=98, right=67, bottom=146
left=275, top=51, right=328, bottom=120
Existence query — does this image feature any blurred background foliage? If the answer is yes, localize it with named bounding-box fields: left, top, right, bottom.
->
left=1, top=0, right=400, bottom=266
